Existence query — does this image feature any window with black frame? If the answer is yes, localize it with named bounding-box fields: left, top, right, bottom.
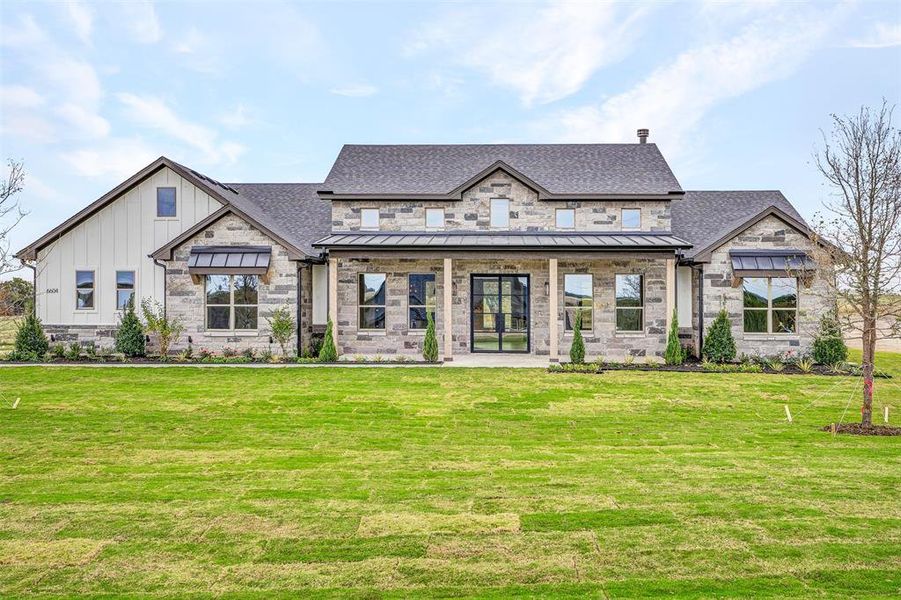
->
left=358, top=273, right=386, bottom=330
left=743, top=277, right=797, bottom=333
left=408, top=273, right=436, bottom=329
left=75, top=270, right=94, bottom=310
left=116, top=270, right=135, bottom=310
left=564, top=274, right=592, bottom=331
left=205, top=275, right=259, bottom=330
left=615, top=274, right=643, bottom=331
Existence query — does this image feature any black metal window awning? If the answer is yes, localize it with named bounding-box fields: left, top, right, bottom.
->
left=187, top=246, right=271, bottom=275
left=730, top=250, right=815, bottom=277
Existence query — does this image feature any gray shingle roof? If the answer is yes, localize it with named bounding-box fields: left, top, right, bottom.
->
left=321, top=144, right=683, bottom=197
left=671, top=191, right=808, bottom=259
left=226, top=183, right=331, bottom=257
left=314, top=231, right=690, bottom=250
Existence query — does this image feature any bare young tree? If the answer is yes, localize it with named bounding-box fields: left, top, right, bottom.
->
left=814, top=102, right=901, bottom=426
left=1, top=159, right=28, bottom=276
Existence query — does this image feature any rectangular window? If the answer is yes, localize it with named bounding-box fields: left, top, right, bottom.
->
left=157, top=187, right=176, bottom=217
left=116, top=270, right=135, bottom=310
left=75, top=270, right=94, bottom=310
left=615, top=274, right=643, bottom=331
left=564, top=274, right=592, bottom=331
left=360, top=208, right=380, bottom=230
left=743, top=277, right=797, bottom=334
left=556, top=208, right=575, bottom=230
left=490, top=198, right=510, bottom=228
left=621, top=208, right=641, bottom=231
left=205, top=275, right=259, bottom=330
left=358, top=273, right=386, bottom=330
left=408, top=273, right=436, bottom=329
left=425, top=208, right=445, bottom=230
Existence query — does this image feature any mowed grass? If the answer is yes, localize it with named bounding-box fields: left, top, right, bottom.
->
left=0, top=354, right=899, bottom=598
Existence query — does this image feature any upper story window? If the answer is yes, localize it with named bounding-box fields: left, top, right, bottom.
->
left=360, top=208, right=380, bottom=231
left=425, top=208, right=445, bottom=230
left=615, top=274, right=643, bottom=331
left=490, top=198, right=510, bottom=229
left=621, top=208, right=641, bottom=231
left=564, top=274, right=592, bottom=331
left=157, top=187, right=177, bottom=218
left=556, top=208, right=575, bottom=230
left=205, top=275, right=259, bottom=331
left=358, top=273, right=386, bottom=330
left=116, top=270, right=135, bottom=310
left=76, top=270, right=94, bottom=310
left=743, top=277, right=798, bottom=334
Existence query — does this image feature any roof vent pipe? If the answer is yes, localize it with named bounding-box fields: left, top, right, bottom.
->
left=637, top=128, right=649, bottom=144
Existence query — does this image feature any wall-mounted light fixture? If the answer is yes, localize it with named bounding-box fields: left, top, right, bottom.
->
left=544, top=281, right=550, bottom=296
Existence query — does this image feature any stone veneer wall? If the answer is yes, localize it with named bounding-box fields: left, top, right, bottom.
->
left=44, top=324, right=118, bottom=349
left=334, top=254, right=670, bottom=360
left=166, top=213, right=307, bottom=353
left=556, top=258, right=669, bottom=360
left=701, top=215, right=831, bottom=357
left=332, top=171, right=671, bottom=233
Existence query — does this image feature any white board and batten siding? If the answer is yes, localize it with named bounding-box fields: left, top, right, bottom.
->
left=35, top=167, right=222, bottom=325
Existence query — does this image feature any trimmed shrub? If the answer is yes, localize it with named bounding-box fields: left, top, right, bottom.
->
left=423, top=311, right=439, bottom=362
left=11, top=312, right=49, bottom=360
left=703, top=308, right=736, bottom=363
left=266, top=306, right=295, bottom=357
left=570, top=310, right=586, bottom=364
left=318, top=318, right=338, bottom=362
left=115, top=297, right=145, bottom=357
left=812, top=310, right=848, bottom=365
left=664, top=309, right=683, bottom=365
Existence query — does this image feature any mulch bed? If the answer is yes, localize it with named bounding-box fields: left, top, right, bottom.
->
left=820, top=423, right=901, bottom=436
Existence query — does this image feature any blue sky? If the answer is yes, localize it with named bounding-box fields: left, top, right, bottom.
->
left=1, top=0, right=899, bottom=277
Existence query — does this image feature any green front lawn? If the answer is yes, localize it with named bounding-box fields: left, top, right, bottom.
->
left=1, top=354, right=899, bottom=598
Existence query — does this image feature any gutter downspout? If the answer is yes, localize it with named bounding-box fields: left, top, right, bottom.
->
left=152, top=258, right=167, bottom=316
left=697, top=264, right=704, bottom=357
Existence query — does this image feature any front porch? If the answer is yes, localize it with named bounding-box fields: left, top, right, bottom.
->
left=326, top=250, right=679, bottom=362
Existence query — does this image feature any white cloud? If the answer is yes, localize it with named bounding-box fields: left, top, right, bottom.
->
left=0, top=14, right=46, bottom=48
left=218, top=104, right=253, bottom=129
left=1, top=85, right=45, bottom=110
left=117, top=93, right=245, bottom=165
left=537, top=4, right=846, bottom=158
left=64, top=1, right=94, bottom=45
left=121, top=1, right=162, bottom=44
left=62, top=138, right=157, bottom=178
left=406, top=2, right=650, bottom=106
left=37, top=55, right=103, bottom=106
left=171, top=27, right=224, bottom=74
left=847, top=22, right=901, bottom=48
left=329, top=84, right=379, bottom=98
left=56, top=103, right=110, bottom=139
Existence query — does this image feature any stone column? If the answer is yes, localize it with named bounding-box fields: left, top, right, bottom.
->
left=548, top=257, right=558, bottom=362
left=328, top=256, right=339, bottom=353
left=443, top=257, right=453, bottom=361
left=665, top=257, right=676, bottom=329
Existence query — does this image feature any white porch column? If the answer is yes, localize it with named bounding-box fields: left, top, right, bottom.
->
left=665, top=257, right=676, bottom=329
left=328, top=257, right=339, bottom=352
left=548, top=257, right=559, bottom=361
left=443, top=257, right=453, bottom=361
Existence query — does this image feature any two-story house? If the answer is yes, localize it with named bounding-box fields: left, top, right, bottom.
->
left=15, top=131, right=830, bottom=361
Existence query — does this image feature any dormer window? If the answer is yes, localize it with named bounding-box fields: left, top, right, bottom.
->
left=425, top=208, right=445, bottom=230
left=621, top=208, right=641, bottom=231
left=360, top=208, right=380, bottom=231
left=556, top=208, right=575, bottom=230
left=490, top=198, right=510, bottom=229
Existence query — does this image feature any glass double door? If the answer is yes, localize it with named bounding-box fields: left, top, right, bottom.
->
left=471, top=275, right=530, bottom=353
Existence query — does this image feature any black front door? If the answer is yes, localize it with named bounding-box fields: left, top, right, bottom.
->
left=471, top=274, right=530, bottom=353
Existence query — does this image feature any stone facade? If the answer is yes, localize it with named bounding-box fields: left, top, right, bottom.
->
left=165, top=213, right=312, bottom=354
left=44, top=324, right=118, bottom=349
left=332, top=171, right=671, bottom=233
left=333, top=254, right=670, bottom=360
left=701, top=215, right=831, bottom=358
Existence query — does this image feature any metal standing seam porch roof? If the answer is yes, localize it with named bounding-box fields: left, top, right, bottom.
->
left=187, top=246, right=272, bottom=274
left=313, top=231, right=692, bottom=251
